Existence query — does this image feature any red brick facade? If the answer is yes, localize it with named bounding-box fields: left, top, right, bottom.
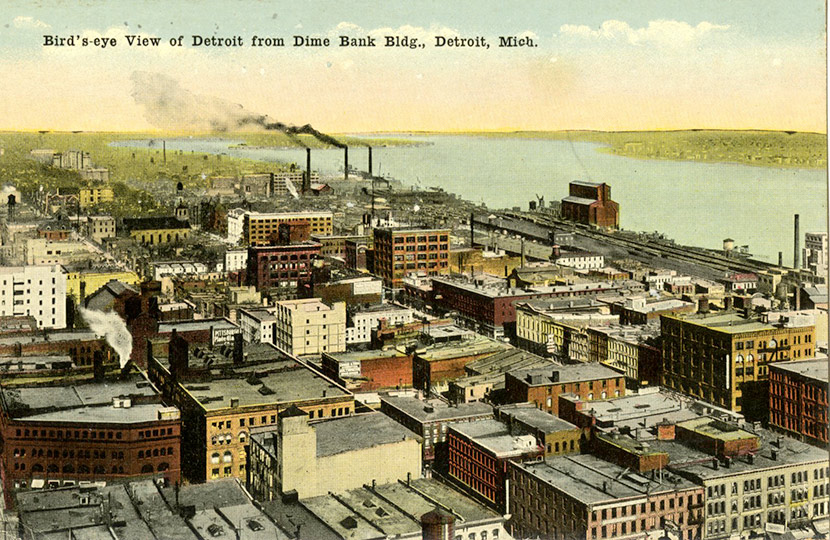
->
left=769, top=362, right=828, bottom=447
left=505, top=372, right=626, bottom=416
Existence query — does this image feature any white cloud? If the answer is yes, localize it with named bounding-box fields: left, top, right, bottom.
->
left=13, top=16, right=50, bottom=29
left=559, top=19, right=730, bottom=47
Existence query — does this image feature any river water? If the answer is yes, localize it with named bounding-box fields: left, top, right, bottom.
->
left=112, top=135, right=827, bottom=263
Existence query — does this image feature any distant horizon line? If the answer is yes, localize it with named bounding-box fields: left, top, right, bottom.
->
left=0, top=128, right=826, bottom=136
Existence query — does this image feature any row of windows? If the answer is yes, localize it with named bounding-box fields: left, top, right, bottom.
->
left=15, top=428, right=126, bottom=440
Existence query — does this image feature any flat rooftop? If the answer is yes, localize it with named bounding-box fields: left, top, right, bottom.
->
left=300, top=477, right=501, bottom=538
left=381, top=395, right=493, bottom=423
left=0, top=330, right=100, bottom=346
left=562, top=196, right=598, bottom=206
left=510, top=363, right=622, bottom=387
left=157, top=318, right=238, bottom=333
left=519, top=454, right=695, bottom=506
left=417, top=336, right=509, bottom=362
left=1, top=376, right=160, bottom=419
left=497, top=403, right=580, bottom=433
left=324, top=348, right=408, bottom=363
left=770, top=358, right=828, bottom=382
left=675, top=416, right=758, bottom=442
left=254, top=412, right=421, bottom=459
left=451, top=419, right=540, bottom=458
left=178, top=363, right=351, bottom=411
left=433, top=275, right=643, bottom=300
left=665, top=311, right=813, bottom=333
left=571, top=389, right=699, bottom=429
left=652, top=426, right=828, bottom=481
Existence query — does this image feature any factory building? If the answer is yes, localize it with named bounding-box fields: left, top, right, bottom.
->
left=560, top=181, right=620, bottom=228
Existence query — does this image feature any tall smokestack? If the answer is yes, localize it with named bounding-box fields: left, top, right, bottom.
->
left=368, top=147, right=373, bottom=176
left=344, top=147, right=349, bottom=180
left=304, top=148, right=311, bottom=193
left=163, top=140, right=166, bottom=163
left=470, top=213, right=475, bottom=247
left=778, top=251, right=783, bottom=267
left=794, top=214, right=800, bottom=269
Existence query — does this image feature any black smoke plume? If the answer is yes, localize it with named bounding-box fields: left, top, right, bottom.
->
left=130, top=71, right=344, bottom=148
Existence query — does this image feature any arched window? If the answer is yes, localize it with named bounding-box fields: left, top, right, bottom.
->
left=211, top=453, right=220, bottom=464
left=47, top=464, right=58, bottom=473
left=736, top=355, right=744, bottom=363
left=94, top=465, right=105, bottom=474
left=78, top=465, right=90, bottom=474
left=32, top=463, right=43, bottom=472
left=158, top=462, right=169, bottom=472
left=141, top=464, right=154, bottom=474
left=62, top=464, right=74, bottom=474
left=138, top=450, right=144, bottom=459
left=239, top=431, right=247, bottom=443
left=223, top=451, right=233, bottom=463
left=747, top=354, right=754, bottom=362
left=769, top=339, right=777, bottom=348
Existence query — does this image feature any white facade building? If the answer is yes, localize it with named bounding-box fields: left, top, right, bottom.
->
left=152, top=261, right=210, bottom=281
left=0, top=265, right=67, bottom=329
left=224, top=248, right=248, bottom=274
left=226, top=208, right=248, bottom=244
left=273, top=298, right=346, bottom=356
left=554, top=252, right=605, bottom=270
left=345, top=303, right=414, bottom=344
left=803, top=232, right=828, bottom=273
left=238, top=308, right=277, bottom=344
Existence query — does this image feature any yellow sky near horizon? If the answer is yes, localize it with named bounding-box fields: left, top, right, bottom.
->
left=1, top=7, right=826, bottom=133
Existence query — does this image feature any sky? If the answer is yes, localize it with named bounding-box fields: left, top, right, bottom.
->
left=0, top=0, right=826, bottom=133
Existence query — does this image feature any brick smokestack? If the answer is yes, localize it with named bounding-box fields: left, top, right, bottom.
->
left=794, top=214, right=800, bottom=269
left=304, top=148, right=311, bottom=193
left=344, top=146, right=349, bottom=180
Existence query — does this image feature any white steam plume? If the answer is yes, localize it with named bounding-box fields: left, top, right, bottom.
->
left=79, top=307, right=132, bottom=369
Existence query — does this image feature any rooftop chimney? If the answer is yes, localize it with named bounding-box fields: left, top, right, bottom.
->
left=794, top=214, right=800, bottom=268
left=93, top=350, right=105, bottom=382
left=232, top=332, right=243, bottom=365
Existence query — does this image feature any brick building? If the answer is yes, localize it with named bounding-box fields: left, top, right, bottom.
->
left=0, top=375, right=181, bottom=506
left=147, top=339, right=353, bottom=483
left=769, top=358, right=828, bottom=447
left=379, top=395, right=493, bottom=468
left=448, top=419, right=543, bottom=510
left=661, top=311, right=815, bottom=421
left=246, top=241, right=322, bottom=295
left=239, top=210, right=333, bottom=246
left=509, top=453, right=703, bottom=540
left=413, top=336, right=510, bottom=393
left=373, top=227, right=450, bottom=289
left=560, top=181, right=620, bottom=228
left=321, top=348, right=414, bottom=392
left=505, top=363, right=626, bottom=416
left=0, top=330, right=115, bottom=368
left=434, top=274, right=643, bottom=340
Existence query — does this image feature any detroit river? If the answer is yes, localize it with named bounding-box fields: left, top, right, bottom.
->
left=113, top=135, right=827, bottom=263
